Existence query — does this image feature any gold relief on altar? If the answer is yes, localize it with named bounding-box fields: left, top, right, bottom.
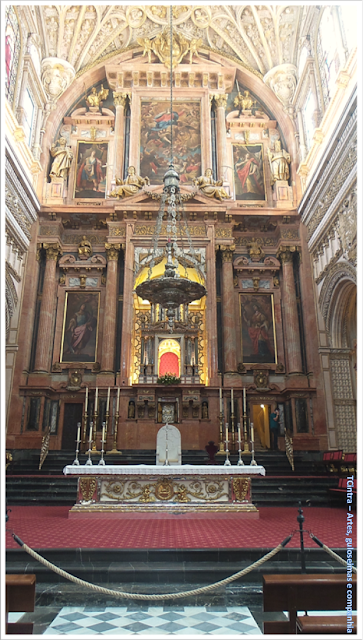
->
left=79, top=477, right=97, bottom=502
left=99, top=477, right=229, bottom=504
left=140, top=100, right=201, bottom=185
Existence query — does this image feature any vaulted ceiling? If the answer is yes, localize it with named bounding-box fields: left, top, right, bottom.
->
left=28, top=5, right=311, bottom=77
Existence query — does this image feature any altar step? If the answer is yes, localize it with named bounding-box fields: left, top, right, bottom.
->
left=6, top=547, right=355, bottom=587
left=6, top=474, right=342, bottom=508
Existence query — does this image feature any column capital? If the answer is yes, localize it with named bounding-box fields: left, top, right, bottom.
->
left=277, top=245, right=297, bottom=264
left=113, top=91, right=130, bottom=108
left=43, top=242, right=62, bottom=261
left=105, top=242, right=121, bottom=261
left=220, top=244, right=235, bottom=262
left=213, top=93, right=228, bottom=109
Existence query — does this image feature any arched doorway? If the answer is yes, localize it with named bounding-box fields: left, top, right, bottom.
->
left=158, top=339, right=180, bottom=377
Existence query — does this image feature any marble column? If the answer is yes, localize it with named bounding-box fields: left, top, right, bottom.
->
left=102, top=243, right=121, bottom=372
left=120, top=223, right=134, bottom=384
left=277, top=247, right=303, bottom=374
left=112, top=92, right=128, bottom=182
left=221, top=245, right=237, bottom=373
left=214, top=94, right=228, bottom=183
left=206, top=224, right=218, bottom=385
left=33, top=243, right=62, bottom=373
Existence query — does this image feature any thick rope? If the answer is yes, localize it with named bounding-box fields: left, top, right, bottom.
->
left=321, top=543, right=357, bottom=573
left=16, top=538, right=284, bottom=601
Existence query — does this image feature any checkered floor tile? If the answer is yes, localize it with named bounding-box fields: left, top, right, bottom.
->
left=44, top=605, right=262, bottom=635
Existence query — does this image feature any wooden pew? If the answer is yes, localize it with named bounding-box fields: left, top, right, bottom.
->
left=263, top=574, right=357, bottom=634
left=6, top=574, right=36, bottom=635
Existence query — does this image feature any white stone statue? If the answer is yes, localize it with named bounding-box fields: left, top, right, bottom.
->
left=156, top=423, right=182, bottom=466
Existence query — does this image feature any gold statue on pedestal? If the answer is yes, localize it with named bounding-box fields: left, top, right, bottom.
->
left=78, top=236, right=92, bottom=260
left=85, top=85, right=109, bottom=112
left=234, top=90, right=257, bottom=116
left=193, top=169, right=231, bottom=201
left=267, top=140, right=291, bottom=184
left=110, top=166, right=150, bottom=199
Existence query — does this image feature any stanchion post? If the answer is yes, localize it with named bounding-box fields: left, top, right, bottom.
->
left=297, top=502, right=306, bottom=573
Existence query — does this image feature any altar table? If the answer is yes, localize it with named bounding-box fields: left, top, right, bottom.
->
left=64, top=464, right=265, bottom=518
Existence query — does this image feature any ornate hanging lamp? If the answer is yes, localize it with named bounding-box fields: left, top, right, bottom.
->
left=134, top=11, right=206, bottom=331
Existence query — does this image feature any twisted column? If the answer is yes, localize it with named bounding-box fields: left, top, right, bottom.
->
left=277, top=247, right=302, bottom=374
left=112, top=92, right=128, bottom=182
left=214, top=94, right=228, bottom=183
left=101, top=243, right=121, bottom=372
left=34, top=243, right=62, bottom=372
left=220, top=245, right=237, bottom=373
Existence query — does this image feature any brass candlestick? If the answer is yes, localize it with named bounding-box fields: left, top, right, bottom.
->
left=217, top=411, right=225, bottom=454
left=243, top=411, right=250, bottom=453
left=82, top=410, right=88, bottom=448
left=91, top=412, right=98, bottom=452
left=224, top=423, right=231, bottom=466
left=231, top=412, right=235, bottom=449
left=104, top=410, right=109, bottom=442
left=108, top=410, right=122, bottom=454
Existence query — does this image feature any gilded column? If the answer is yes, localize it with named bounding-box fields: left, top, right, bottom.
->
left=33, top=243, right=62, bottom=373
left=112, top=92, right=128, bottom=182
left=277, top=247, right=303, bottom=374
left=120, top=223, right=134, bottom=384
left=214, top=94, right=228, bottom=183
left=221, top=245, right=237, bottom=373
left=102, top=243, right=121, bottom=372
left=206, top=224, right=218, bottom=385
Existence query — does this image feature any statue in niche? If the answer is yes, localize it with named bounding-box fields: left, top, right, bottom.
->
left=234, top=90, right=256, bottom=116
left=267, top=140, right=291, bottom=184
left=78, top=236, right=92, bottom=260
left=247, top=237, right=265, bottom=262
left=193, top=169, right=231, bottom=201
left=85, top=85, right=109, bottom=112
left=110, top=166, right=150, bottom=199
left=202, top=401, right=209, bottom=419
left=128, top=401, right=135, bottom=419
left=49, top=137, right=73, bottom=180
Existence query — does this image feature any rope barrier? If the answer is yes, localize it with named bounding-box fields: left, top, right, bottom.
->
left=310, top=533, right=357, bottom=573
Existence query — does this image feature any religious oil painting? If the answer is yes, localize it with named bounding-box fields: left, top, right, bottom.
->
left=74, top=142, right=108, bottom=198
left=140, top=100, right=201, bottom=185
left=61, top=292, right=100, bottom=363
left=233, top=144, right=266, bottom=201
left=240, top=294, right=276, bottom=364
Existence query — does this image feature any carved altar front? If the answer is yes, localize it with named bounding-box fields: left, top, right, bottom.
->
left=64, top=464, right=265, bottom=517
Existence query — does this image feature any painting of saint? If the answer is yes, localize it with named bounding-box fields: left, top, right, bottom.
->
left=75, top=143, right=108, bottom=198
left=61, top=292, right=100, bottom=363
left=233, top=144, right=265, bottom=201
left=140, top=100, right=201, bottom=185
left=240, top=294, right=276, bottom=364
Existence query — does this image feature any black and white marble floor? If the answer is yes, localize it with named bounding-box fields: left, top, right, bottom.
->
left=43, top=605, right=262, bottom=635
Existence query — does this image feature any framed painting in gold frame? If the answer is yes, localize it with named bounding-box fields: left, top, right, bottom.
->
left=74, top=142, right=108, bottom=199
left=240, top=293, right=277, bottom=364
left=60, top=291, right=100, bottom=363
left=233, top=144, right=266, bottom=201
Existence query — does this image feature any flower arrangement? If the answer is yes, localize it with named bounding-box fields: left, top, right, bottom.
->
left=157, top=372, right=181, bottom=385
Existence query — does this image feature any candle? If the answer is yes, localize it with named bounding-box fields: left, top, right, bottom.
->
left=231, top=388, right=233, bottom=408
left=89, top=426, right=92, bottom=443
left=76, top=423, right=81, bottom=443
left=250, top=422, right=254, bottom=443
left=243, top=387, right=246, bottom=413
left=95, top=388, right=98, bottom=413
left=106, top=387, right=110, bottom=413
left=85, top=387, right=88, bottom=413
left=219, top=388, right=222, bottom=414
left=225, top=424, right=228, bottom=443
left=102, top=425, right=105, bottom=444
left=238, top=423, right=241, bottom=443
left=116, top=387, right=120, bottom=413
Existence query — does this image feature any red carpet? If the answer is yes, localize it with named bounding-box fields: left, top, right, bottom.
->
left=6, top=506, right=356, bottom=550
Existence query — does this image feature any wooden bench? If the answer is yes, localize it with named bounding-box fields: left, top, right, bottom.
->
left=315, top=450, right=344, bottom=474
left=329, top=476, right=357, bottom=499
left=263, top=574, right=357, bottom=634
left=6, top=574, right=36, bottom=635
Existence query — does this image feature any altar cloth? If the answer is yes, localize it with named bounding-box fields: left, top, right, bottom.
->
left=63, top=464, right=266, bottom=476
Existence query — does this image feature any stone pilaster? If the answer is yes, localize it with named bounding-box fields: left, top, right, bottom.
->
left=277, top=246, right=303, bottom=374
left=220, top=245, right=237, bottom=373
left=214, top=94, right=228, bottom=183
left=112, top=92, right=129, bottom=182
left=33, top=243, right=62, bottom=373
left=120, top=224, right=134, bottom=384
left=101, top=243, right=121, bottom=372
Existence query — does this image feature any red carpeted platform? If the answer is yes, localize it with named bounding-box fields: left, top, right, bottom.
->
left=5, top=506, right=356, bottom=550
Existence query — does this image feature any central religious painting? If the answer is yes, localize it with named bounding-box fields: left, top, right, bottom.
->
left=140, top=99, right=201, bottom=185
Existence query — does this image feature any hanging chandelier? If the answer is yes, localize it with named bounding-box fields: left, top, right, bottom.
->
left=134, top=11, right=207, bottom=332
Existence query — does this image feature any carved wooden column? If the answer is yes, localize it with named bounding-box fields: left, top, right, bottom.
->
left=214, top=94, right=228, bottom=183
left=206, top=224, right=218, bottom=385
left=112, top=92, right=127, bottom=182
left=33, top=243, right=62, bottom=373
left=102, top=243, right=121, bottom=373
left=277, top=247, right=303, bottom=374
left=220, top=245, right=237, bottom=373
left=120, top=223, right=134, bottom=384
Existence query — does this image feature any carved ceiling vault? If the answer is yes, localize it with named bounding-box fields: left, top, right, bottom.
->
left=34, top=5, right=303, bottom=76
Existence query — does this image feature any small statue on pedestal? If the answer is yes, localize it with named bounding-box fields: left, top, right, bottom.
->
left=267, top=140, right=291, bottom=184
left=193, top=169, right=231, bottom=201
left=78, top=236, right=92, bottom=260
left=49, top=137, right=73, bottom=180
left=110, top=166, right=150, bottom=199
left=234, top=90, right=256, bottom=117
left=85, top=85, right=109, bottom=113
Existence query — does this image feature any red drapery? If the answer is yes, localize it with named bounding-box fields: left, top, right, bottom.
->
left=159, top=352, right=179, bottom=377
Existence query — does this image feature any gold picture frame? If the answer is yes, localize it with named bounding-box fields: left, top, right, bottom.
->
left=60, top=291, right=100, bottom=363
left=74, top=141, right=108, bottom=199
left=233, top=143, right=266, bottom=202
left=239, top=293, right=277, bottom=364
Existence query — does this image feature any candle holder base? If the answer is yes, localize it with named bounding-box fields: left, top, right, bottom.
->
left=107, top=449, right=122, bottom=455
left=85, top=458, right=93, bottom=466
left=72, top=458, right=80, bottom=466
left=216, top=445, right=225, bottom=455
left=243, top=444, right=250, bottom=453
left=98, top=458, right=106, bottom=466
left=224, top=458, right=232, bottom=466
left=250, top=459, right=258, bottom=466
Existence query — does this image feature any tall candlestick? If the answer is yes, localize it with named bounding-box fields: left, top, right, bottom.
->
left=89, top=426, right=92, bottom=443
left=251, top=422, right=254, bottom=443
left=243, top=387, right=246, bottom=413
left=85, top=387, right=88, bottom=413
left=219, top=388, right=223, bottom=414
left=102, top=425, right=105, bottom=443
left=77, top=423, right=81, bottom=443
left=231, top=388, right=233, bottom=405
left=225, top=424, right=228, bottom=443
left=238, top=423, right=241, bottom=443
left=116, top=387, right=120, bottom=413
left=106, top=387, right=110, bottom=413
left=95, top=388, right=98, bottom=413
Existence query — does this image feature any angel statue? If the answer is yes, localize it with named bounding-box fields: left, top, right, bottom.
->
left=267, top=140, right=291, bottom=184
left=137, top=37, right=153, bottom=63
left=86, top=85, right=109, bottom=112
left=193, top=169, right=231, bottom=201
left=110, top=166, right=150, bottom=199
